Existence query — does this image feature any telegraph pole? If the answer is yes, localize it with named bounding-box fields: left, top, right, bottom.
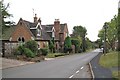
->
left=103, top=22, right=108, bottom=54
left=118, top=0, right=120, bottom=51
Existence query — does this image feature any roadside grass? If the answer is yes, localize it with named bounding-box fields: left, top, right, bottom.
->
left=99, top=51, right=119, bottom=68
left=46, top=53, right=65, bottom=58
left=86, top=49, right=94, bottom=53
left=99, top=51, right=120, bottom=79
left=112, top=71, right=120, bottom=80
left=46, top=49, right=95, bottom=58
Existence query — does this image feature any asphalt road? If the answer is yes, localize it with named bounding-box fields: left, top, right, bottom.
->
left=2, top=49, right=101, bottom=78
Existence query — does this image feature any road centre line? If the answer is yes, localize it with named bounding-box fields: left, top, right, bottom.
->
left=76, top=70, right=79, bottom=74
left=69, top=66, right=84, bottom=78
left=81, top=66, right=84, bottom=69
left=69, top=75, right=74, bottom=78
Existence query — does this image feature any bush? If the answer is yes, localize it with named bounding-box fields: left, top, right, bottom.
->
left=64, top=36, right=72, bottom=53
left=64, top=47, right=72, bottom=53
left=49, top=40, right=54, bottom=53
left=25, top=40, right=38, bottom=55
left=24, top=48, right=35, bottom=58
left=71, top=39, right=81, bottom=53
left=40, top=48, right=48, bottom=56
left=17, top=45, right=25, bottom=55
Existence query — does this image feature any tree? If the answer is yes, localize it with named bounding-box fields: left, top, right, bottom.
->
left=64, top=36, right=72, bottom=53
left=1, top=0, right=13, bottom=33
left=71, top=37, right=82, bottom=53
left=107, top=18, right=117, bottom=50
left=86, top=37, right=93, bottom=49
left=98, top=16, right=118, bottom=51
left=49, top=40, right=54, bottom=53
left=72, top=26, right=87, bottom=52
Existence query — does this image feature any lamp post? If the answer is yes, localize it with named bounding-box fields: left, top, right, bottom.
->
left=103, top=22, right=108, bottom=54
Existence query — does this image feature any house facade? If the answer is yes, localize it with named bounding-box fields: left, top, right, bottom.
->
left=9, top=14, right=69, bottom=52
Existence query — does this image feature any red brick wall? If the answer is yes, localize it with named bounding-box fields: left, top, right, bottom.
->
left=11, top=19, right=32, bottom=42
left=54, top=20, right=60, bottom=39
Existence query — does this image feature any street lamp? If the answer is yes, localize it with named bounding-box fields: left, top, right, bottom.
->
left=103, top=22, right=108, bottom=54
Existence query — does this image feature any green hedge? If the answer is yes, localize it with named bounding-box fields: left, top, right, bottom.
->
left=25, top=40, right=38, bottom=55
left=17, top=45, right=25, bottom=55
left=40, top=48, right=48, bottom=56
left=24, top=48, right=35, bottom=58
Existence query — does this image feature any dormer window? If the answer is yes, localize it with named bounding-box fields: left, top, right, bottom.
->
left=37, top=28, right=41, bottom=36
left=52, top=27, right=55, bottom=38
left=52, top=31, right=55, bottom=38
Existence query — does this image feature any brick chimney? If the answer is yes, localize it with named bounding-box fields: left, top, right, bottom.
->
left=34, top=14, right=38, bottom=23
left=54, top=19, right=60, bottom=39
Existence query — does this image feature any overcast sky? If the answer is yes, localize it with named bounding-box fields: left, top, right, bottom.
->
left=4, top=0, right=119, bottom=41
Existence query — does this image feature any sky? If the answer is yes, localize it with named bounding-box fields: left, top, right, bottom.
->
left=4, top=0, right=119, bottom=41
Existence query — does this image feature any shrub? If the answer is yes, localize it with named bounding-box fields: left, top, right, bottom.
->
left=49, top=40, right=54, bottom=53
left=71, top=38, right=81, bottom=53
left=40, top=48, right=48, bottom=56
left=64, top=36, right=72, bottom=53
left=24, top=48, right=35, bottom=58
left=17, top=45, right=25, bottom=55
left=25, top=40, right=38, bottom=55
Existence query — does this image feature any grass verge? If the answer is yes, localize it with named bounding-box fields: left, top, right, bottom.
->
left=99, top=51, right=119, bottom=68
left=112, top=71, right=120, bottom=80
left=46, top=53, right=65, bottom=58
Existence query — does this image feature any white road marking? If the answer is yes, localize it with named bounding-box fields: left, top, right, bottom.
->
left=81, top=66, right=84, bottom=69
left=76, top=70, right=79, bottom=74
left=69, top=66, right=84, bottom=78
left=69, top=75, right=74, bottom=78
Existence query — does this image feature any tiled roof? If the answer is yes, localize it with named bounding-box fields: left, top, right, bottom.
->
left=44, top=25, right=53, bottom=32
left=60, top=24, right=66, bottom=33
left=24, top=20, right=37, bottom=28
left=23, top=21, right=51, bottom=40
left=6, top=18, right=67, bottom=41
left=41, top=27, right=51, bottom=40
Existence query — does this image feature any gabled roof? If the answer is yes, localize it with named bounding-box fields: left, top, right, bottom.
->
left=41, top=27, right=51, bottom=40
left=60, top=24, right=67, bottom=33
left=45, top=24, right=67, bottom=33
left=6, top=18, right=68, bottom=41
left=44, top=25, right=53, bottom=32
left=23, top=20, right=54, bottom=40
left=24, top=20, right=37, bottom=28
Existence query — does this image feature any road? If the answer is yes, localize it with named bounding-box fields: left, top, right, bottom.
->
left=2, top=49, right=101, bottom=78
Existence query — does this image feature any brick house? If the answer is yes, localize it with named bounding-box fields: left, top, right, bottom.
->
left=9, top=14, right=69, bottom=52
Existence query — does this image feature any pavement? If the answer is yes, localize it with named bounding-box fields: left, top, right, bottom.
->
left=2, top=49, right=101, bottom=78
left=90, top=52, right=113, bottom=78
left=0, top=58, right=34, bottom=69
